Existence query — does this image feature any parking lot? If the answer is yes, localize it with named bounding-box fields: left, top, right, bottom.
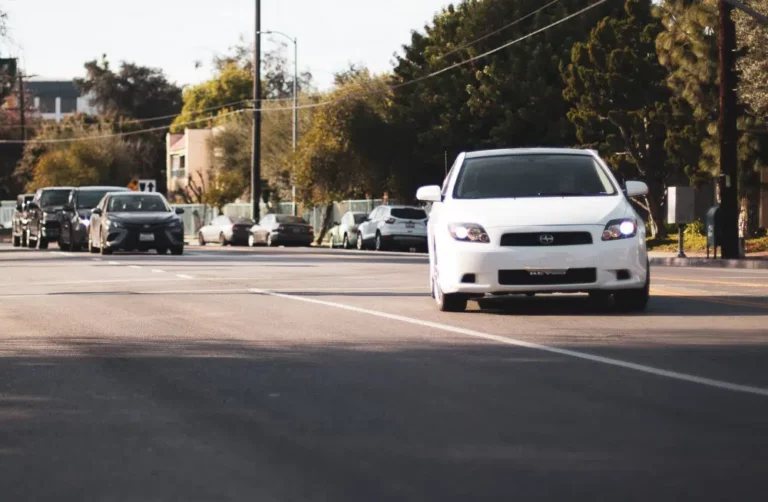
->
left=1, top=243, right=768, bottom=501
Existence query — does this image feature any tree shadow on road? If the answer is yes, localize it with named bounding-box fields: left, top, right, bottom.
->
left=0, top=336, right=767, bottom=501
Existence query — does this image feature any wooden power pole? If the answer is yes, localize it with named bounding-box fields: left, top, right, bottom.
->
left=717, top=0, right=740, bottom=259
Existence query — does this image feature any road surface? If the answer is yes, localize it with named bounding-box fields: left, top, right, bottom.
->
left=1, top=243, right=767, bottom=501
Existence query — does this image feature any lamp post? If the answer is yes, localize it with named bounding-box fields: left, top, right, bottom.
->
left=259, top=30, right=299, bottom=216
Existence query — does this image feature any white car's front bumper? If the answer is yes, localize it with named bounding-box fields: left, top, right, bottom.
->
left=435, top=226, right=647, bottom=295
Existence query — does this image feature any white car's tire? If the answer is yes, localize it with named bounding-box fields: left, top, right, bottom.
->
left=433, top=274, right=468, bottom=313
left=613, top=265, right=650, bottom=312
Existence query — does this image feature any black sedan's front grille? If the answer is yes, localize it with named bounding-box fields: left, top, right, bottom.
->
left=500, top=232, right=593, bottom=246
left=122, top=222, right=171, bottom=231
left=498, top=268, right=597, bottom=286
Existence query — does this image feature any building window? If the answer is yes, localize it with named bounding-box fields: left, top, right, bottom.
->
left=38, top=97, right=56, bottom=113
left=60, top=97, right=77, bottom=114
left=171, top=155, right=186, bottom=178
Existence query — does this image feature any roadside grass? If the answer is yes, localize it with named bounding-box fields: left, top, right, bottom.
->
left=647, top=234, right=768, bottom=253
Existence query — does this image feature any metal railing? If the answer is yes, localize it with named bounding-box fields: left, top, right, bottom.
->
left=0, top=201, right=16, bottom=230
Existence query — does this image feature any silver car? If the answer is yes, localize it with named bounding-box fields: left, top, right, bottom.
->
left=197, top=215, right=255, bottom=246
left=327, top=211, right=367, bottom=249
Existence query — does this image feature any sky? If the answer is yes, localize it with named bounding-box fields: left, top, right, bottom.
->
left=1, top=0, right=451, bottom=90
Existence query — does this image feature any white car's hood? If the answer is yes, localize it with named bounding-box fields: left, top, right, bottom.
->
left=444, top=196, right=629, bottom=228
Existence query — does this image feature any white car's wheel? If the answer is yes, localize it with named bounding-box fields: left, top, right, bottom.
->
left=433, top=272, right=468, bottom=313
left=248, top=234, right=255, bottom=247
left=356, top=233, right=364, bottom=250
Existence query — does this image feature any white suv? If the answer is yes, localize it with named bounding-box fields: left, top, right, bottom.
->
left=357, top=205, right=428, bottom=251
left=417, top=148, right=650, bottom=312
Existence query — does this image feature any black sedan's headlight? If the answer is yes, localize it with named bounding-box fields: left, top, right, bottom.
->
left=167, top=219, right=183, bottom=229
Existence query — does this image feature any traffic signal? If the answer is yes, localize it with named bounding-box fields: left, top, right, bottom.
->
left=127, top=179, right=139, bottom=191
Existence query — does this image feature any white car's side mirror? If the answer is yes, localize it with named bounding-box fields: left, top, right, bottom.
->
left=625, top=181, right=649, bottom=198
left=416, top=185, right=442, bottom=202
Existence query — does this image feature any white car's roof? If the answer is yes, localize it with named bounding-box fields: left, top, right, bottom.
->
left=464, top=148, right=596, bottom=159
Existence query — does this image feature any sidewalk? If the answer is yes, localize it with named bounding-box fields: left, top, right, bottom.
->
left=649, top=250, right=768, bottom=269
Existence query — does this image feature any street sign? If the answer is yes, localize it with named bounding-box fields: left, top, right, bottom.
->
left=138, top=179, right=157, bottom=193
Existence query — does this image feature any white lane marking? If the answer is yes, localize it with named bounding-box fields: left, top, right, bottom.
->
left=92, top=258, right=102, bottom=262
left=129, top=265, right=142, bottom=270
left=251, top=289, right=768, bottom=398
left=54, top=252, right=75, bottom=258
left=151, top=269, right=165, bottom=273
left=108, top=261, right=120, bottom=266
left=176, top=274, right=194, bottom=279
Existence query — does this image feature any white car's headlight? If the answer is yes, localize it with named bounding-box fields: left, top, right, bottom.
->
left=602, top=218, right=638, bottom=241
left=448, top=223, right=490, bottom=243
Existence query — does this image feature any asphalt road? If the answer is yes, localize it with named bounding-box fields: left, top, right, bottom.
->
left=1, top=243, right=767, bottom=501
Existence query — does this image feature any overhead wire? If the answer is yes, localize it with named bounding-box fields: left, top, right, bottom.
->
left=1, top=0, right=609, bottom=145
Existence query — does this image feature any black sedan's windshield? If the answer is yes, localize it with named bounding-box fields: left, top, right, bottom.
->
left=77, top=191, right=111, bottom=209
left=453, top=154, right=618, bottom=199
left=39, top=190, right=71, bottom=207
left=107, top=195, right=169, bottom=213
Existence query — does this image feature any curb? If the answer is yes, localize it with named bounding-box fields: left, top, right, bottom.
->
left=650, top=257, right=768, bottom=269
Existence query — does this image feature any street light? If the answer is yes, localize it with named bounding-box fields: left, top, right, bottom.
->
left=258, top=30, right=299, bottom=216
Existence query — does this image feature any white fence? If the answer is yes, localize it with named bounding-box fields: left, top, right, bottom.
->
left=171, top=199, right=395, bottom=238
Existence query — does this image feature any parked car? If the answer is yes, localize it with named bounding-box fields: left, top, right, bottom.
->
left=197, top=215, right=255, bottom=246
left=26, top=187, right=74, bottom=249
left=11, top=194, right=34, bottom=247
left=356, top=205, right=428, bottom=251
left=58, top=186, right=131, bottom=252
left=248, top=214, right=314, bottom=247
left=417, top=147, right=650, bottom=313
left=88, top=192, right=185, bottom=255
left=327, top=212, right=367, bottom=249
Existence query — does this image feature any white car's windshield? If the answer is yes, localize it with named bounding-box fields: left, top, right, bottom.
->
left=453, top=154, right=617, bottom=199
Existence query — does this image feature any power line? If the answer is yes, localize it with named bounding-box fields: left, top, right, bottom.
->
left=1, top=0, right=609, bottom=145
left=0, top=109, right=248, bottom=144
left=435, top=0, right=560, bottom=61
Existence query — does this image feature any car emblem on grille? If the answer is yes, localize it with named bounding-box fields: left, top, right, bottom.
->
left=539, top=234, right=555, bottom=245
left=143, top=224, right=150, bottom=229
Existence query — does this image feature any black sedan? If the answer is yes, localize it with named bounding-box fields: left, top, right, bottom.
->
left=58, top=186, right=131, bottom=252
left=88, top=192, right=185, bottom=255
left=248, top=214, right=314, bottom=247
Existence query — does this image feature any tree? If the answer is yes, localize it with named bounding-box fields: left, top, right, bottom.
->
left=390, top=0, right=625, bottom=197
left=293, top=70, right=396, bottom=241
left=562, top=0, right=704, bottom=237
left=14, top=115, right=143, bottom=191
left=171, top=62, right=253, bottom=132
left=734, top=0, right=768, bottom=119
left=75, top=55, right=182, bottom=120
left=656, top=0, right=768, bottom=236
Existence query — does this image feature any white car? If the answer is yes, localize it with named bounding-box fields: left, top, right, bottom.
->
left=417, top=148, right=650, bottom=313
left=198, top=215, right=255, bottom=246
left=356, top=205, right=428, bottom=251
left=327, top=211, right=367, bottom=249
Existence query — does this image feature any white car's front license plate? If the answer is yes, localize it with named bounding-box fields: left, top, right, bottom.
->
left=139, top=233, right=155, bottom=242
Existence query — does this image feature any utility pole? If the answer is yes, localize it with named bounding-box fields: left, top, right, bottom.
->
left=292, top=37, right=299, bottom=216
left=251, top=0, right=263, bottom=222
left=18, top=72, right=26, bottom=142
left=718, top=0, right=740, bottom=259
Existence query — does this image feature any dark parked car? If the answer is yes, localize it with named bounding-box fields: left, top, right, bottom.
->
left=12, top=194, right=34, bottom=247
left=88, top=192, right=185, bottom=255
left=26, top=187, right=74, bottom=249
left=248, top=214, right=314, bottom=247
left=58, top=186, right=131, bottom=251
